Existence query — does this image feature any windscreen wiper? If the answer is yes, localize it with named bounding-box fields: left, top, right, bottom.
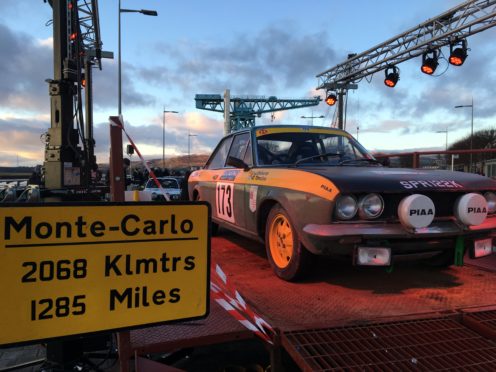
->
left=338, top=158, right=382, bottom=166
left=294, top=152, right=340, bottom=166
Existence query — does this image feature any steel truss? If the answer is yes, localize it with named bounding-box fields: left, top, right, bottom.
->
left=317, top=0, right=496, bottom=89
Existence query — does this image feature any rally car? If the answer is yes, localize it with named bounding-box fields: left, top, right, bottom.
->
left=188, top=125, right=496, bottom=281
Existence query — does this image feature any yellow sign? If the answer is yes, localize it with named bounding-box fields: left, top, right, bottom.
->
left=0, top=202, right=210, bottom=347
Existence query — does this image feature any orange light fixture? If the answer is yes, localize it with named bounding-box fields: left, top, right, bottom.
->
left=325, top=92, right=337, bottom=106
left=384, top=66, right=399, bottom=88
left=449, top=40, right=468, bottom=66
left=421, top=51, right=439, bottom=75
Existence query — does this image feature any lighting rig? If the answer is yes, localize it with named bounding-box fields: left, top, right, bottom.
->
left=316, top=0, right=496, bottom=128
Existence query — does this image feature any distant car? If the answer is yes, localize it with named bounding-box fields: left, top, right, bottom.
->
left=188, top=124, right=496, bottom=281
left=143, top=176, right=182, bottom=201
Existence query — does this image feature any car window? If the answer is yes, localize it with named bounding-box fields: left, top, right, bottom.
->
left=255, top=131, right=372, bottom=165
left=161, top=179, right=179, bottom=188
left=227, top=133, right=250, bottom=167
left=243, top=139, right=253, bottom=165
left=257, top=140, right=292, bottom=165
left=206, top=136, right=234, bottom=169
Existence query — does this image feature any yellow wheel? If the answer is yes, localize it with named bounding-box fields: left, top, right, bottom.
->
left=265, top=204, right=311, bottom=281
left=268, top=213, right=294, bottom=269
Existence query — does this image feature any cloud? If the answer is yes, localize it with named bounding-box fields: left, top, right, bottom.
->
left=92, top=61, right=157, bottom=110
left=91, top=112, right=224, bottom=164
left=0, top=117, right=47, bottom=166
left=0, top=22, right=52, bottom=111
left=141, top=25, right=337, bottom=97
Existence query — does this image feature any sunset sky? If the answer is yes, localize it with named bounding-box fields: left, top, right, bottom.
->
left=0, top=0, right=494, bottom=167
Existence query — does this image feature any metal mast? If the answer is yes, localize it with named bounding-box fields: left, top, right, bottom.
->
left=44, top=0, right=103, bottom=189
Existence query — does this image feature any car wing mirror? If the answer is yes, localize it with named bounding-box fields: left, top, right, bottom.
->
left=226, top=156, right=250, bottom=171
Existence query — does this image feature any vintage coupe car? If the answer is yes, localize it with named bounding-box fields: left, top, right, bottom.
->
left=188, top=125, right=496, bottom=280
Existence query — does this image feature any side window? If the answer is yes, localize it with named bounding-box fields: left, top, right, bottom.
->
left=206, top=136, right=234, bottom=169
left=227, top=133, right=250, bottom=164
left=243, top=139, right=253, bottom=166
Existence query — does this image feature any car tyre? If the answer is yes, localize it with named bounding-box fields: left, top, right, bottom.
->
left=265, top=204, right=311, bottom=281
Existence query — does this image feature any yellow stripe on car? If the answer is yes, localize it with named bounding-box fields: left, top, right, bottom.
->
left=191, top=168, right=339, bottom=200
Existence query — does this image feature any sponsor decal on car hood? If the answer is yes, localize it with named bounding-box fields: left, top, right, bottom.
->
left=305, top=167, right=496, bottom=193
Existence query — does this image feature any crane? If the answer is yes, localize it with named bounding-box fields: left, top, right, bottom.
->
left=195, top=90, right=322, bottom=134
left=44, top=0, right=110, bottom=190
left=316, top=0, right=496, bottom=129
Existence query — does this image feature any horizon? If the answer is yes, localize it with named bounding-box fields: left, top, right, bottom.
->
left=1, top=0, right=495, bottom=167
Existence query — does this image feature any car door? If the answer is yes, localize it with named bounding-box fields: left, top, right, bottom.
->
left=215, top=132, right=251, bottom=230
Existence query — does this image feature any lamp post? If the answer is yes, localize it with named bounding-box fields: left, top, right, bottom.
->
left=162, top=108, right=178, bottom=167
left=118, top=1, right=157, bottom=115
left=301, top=115, right=324, bottom=126
left=188, top=131, right=198, bottom=169
left=455, top=98, right=474, bottom=172
left=436, top=129, right=448, bottom=151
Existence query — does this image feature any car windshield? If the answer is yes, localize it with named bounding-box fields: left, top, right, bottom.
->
left=146, top=179, right=180, bottom=189
left=255, top=128, right=377, bottom=166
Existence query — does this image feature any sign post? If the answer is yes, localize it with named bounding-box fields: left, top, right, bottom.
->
left=0, top=202, right=210, bottom=347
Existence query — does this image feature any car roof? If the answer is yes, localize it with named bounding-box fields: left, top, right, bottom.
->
left=229, top=124, right=350, bottom=137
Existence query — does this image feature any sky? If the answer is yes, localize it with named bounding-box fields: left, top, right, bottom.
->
left=0, top=0, right=495, bottom=167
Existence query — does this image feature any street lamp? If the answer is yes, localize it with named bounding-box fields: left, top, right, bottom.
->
left=188, top=131, right=198, bottom=169
left=118, top=1, right=158, bottom=115
left=436, top=129, right=448, bottom=151
left=455, top=98, right=474, bottom=172
left=162, top=108, right=178, bottom=167
left=301, top=115, right=324, bottom=126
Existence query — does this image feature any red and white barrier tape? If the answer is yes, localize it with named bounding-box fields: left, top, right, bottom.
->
left=110, top=116, right=170, bottom=201
left=112, top=116, right=273, bottom=342
left=211, top=264, right=275, bottom=344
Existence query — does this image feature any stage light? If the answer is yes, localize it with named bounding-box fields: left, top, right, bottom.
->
left=384, top=66, right=399, bottom=88
left=421, top=51, right=439, bottom=75
left=449, top=40, right=468, bottom=66
left=325, top=92, right=337, bottom=106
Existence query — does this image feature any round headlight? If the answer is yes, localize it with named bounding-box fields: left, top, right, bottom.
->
left=484, top=192, right=496, bottom=213
left=359, top=193, right=384, bottom=219
left=335, top=195, right=358, bottom=220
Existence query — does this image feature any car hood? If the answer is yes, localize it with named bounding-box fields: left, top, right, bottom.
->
left=303, top=166, right=496, bottom=193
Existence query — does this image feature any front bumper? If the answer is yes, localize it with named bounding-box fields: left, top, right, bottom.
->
left=303, top=217, right=496, bottom=239
left=301, top=217, right=496, bottom=258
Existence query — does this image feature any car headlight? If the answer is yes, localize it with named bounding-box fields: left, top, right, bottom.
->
left=484, top=192, right=496, bottom=213
left=335, top=195, right=358, bottom=220
left=358, top=193, right=384, bottom=219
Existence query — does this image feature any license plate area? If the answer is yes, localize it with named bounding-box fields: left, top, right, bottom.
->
left=355, top=247, right=391, bottom=266
left=470, top=238, right=493, bottom=258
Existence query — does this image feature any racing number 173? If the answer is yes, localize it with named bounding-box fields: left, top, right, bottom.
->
left=216, top=182, right=235, bottom=223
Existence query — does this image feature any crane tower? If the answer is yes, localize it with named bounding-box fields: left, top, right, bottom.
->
left=195, top=90, right=322, bottom=134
